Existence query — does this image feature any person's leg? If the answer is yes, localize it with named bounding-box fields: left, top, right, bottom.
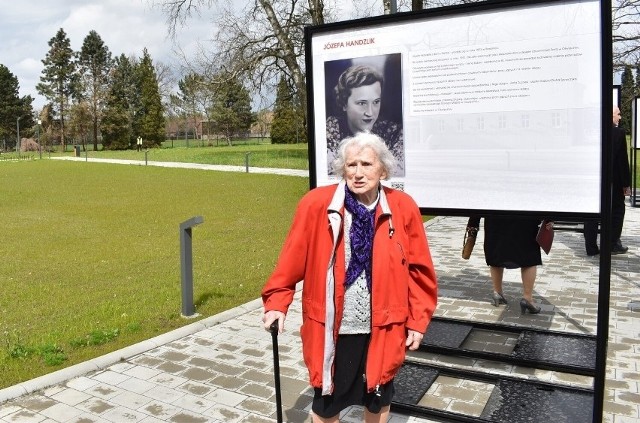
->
left=521, top=266, right=537, bottom=303
left=364, top=405, right=390, bottom=423
left=490, top=266, right=507, bottom=306
left=490, top=266, right=504, bottom=294
left=312, top=413, right=339, bottom=423
left=583, top=220, right=599, bottom=255
left=519, top=266, right=541, bottom=314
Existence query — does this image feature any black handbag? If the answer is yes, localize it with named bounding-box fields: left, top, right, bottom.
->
left=462, top=225, right=478, bottom=260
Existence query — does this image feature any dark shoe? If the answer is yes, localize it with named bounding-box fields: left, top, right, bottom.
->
left=586, top=247, right=600, bottom=256
left=520, top=298, right=541, bottom=314
left=491, top=291, right=508, bottom=307
left=611, top=245, right=628, bottom=255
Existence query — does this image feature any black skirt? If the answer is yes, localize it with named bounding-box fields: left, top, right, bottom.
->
left=483, top=216, right=542, bottom=268
left=312, top=334, right=394, bottom=418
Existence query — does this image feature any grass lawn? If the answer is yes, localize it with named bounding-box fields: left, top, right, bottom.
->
left=0, top=158, right=309, bottom=388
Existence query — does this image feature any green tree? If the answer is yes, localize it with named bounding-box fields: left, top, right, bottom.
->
left=38, top=104, right=55, bottom=150
left=0, top=64, right=34, bottom=150
left=171, top=72, right=206, bottom=140
left=102, top=54, right=136, bottom=149
left=253, top=108, right=272, bottom=141
left=620, top=64, right=634, bottom=133
left=271, top=77, right=304, bottom=144
left=135, top=49, right=165, bottom=147
left=68, top=101, right=92, bottom=150
left=37, top=28, right=79, bottom=152
left=209, top=73, right=252, bottom=145
left=78, top=30, right=113, bottom=151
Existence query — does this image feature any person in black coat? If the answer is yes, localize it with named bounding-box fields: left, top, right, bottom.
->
left=584, top=106, right=632, bottom=255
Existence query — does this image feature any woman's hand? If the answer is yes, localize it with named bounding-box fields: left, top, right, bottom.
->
left=406, top=329, right=424, bottom=351
left=262, top=310, right=286, bottom=333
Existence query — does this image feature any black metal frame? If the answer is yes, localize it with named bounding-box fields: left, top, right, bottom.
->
left=631, top=96, right=638, bottom=207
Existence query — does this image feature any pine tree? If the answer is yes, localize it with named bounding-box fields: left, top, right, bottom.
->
left=173, top=73, right=206, bottom=139
left=135, top=49, right=165, bottom=147
left=271, top=77, right=304, bottom=144
left=37, top=28, right=79, bottom=152
left=78, top=30, right=112, bottom=151
left=102, top=54, right=135, bottom=149
left=0, top=65, right=34, bottom=149
left=620, top=65, right=634, bottom=133
left=209, top=73, right=252, bottom=145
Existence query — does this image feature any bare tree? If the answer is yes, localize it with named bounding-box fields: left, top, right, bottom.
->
left=612, top=0, right=640, bottom=69
left=159, top=0, right=638, bottom=135
left=154, top=60, right=177, bottom=111
left=159, top=0, right=334, bottom=136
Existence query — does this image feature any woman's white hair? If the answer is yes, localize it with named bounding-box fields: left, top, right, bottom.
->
left=331, top=132, right=397, bottom=179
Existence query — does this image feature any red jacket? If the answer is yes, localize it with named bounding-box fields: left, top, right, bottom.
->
left=262, top=182, right=438, bottom=394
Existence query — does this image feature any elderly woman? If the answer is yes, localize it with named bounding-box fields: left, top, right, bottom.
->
left=262, top=132, right=437, bottom=422
left=326, top=65, right=405, bottom=176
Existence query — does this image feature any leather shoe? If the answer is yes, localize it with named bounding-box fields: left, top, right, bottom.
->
left=586, top=247, right=599, bottom=256
left=611, top=245, right=628, bottom=255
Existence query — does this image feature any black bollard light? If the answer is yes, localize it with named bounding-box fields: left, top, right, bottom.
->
left=179, top=216, right=204, bottom=317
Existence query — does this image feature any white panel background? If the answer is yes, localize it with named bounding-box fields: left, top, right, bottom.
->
left=309, top=0, right=602, bottom=214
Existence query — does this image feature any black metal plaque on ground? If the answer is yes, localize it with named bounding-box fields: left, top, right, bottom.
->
left=480, top=379, right=593, bottom=422
left=422, top=319, right=473, bottom=348
left=420, top=317, right=596, bottom=376
left=512, top=331, right=596, bottom=371
left=393, top=361, right=439, bottom=405
left=392, top=361, right=594, bottom=423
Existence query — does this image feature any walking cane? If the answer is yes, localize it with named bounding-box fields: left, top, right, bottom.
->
left=270, top=321, right=284, bottom=423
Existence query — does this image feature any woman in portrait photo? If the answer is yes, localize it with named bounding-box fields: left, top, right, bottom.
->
left=326, top=57, right=405, bottom=176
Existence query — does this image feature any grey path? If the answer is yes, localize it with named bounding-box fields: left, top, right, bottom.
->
left=50, top=157, right=309, bottom=178
left=1, top=159, right=639, bottom=422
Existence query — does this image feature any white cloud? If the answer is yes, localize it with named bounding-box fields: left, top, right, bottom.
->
left=0, top=0, right=209, bottom=109
left=0, top=0, right=381, bottom=110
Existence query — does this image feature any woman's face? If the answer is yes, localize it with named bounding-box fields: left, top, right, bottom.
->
left=344, top=145, right=387, bottom=206
left=343, top=82, right=381, bottom=134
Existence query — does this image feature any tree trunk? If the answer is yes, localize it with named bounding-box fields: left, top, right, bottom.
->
left=60, top=99, right=66, bottom=153
left=258, top=0, right=308, bottom=137
left=93, top=113, right=99, bottom=151
left=308, top=0, right=325, bottom=25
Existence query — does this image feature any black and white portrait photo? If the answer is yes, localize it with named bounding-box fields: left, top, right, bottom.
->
left=324, top=53, right=405, bottom=176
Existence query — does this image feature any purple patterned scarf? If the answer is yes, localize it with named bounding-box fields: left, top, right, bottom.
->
left=344, top=185, right=376, bottom=291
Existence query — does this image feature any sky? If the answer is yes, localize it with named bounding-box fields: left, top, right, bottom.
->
left=0, top=0, right=392, bottom=111
left=0, top=0, right=215, bottom=110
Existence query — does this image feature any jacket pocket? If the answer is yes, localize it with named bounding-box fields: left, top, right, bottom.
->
left=371, top=307, right=408, bottom=327
left=302, top=297, right=325, bottom=323
left=300, top=298, right=325, bottom=386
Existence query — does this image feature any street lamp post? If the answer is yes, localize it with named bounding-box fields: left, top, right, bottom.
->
left=37, top=119, right=42, bottom=159
left=16, top=116, right=22, bottom=153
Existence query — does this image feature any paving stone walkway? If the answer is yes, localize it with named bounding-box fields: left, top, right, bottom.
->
left=1, top=160, right=638, bottom=422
